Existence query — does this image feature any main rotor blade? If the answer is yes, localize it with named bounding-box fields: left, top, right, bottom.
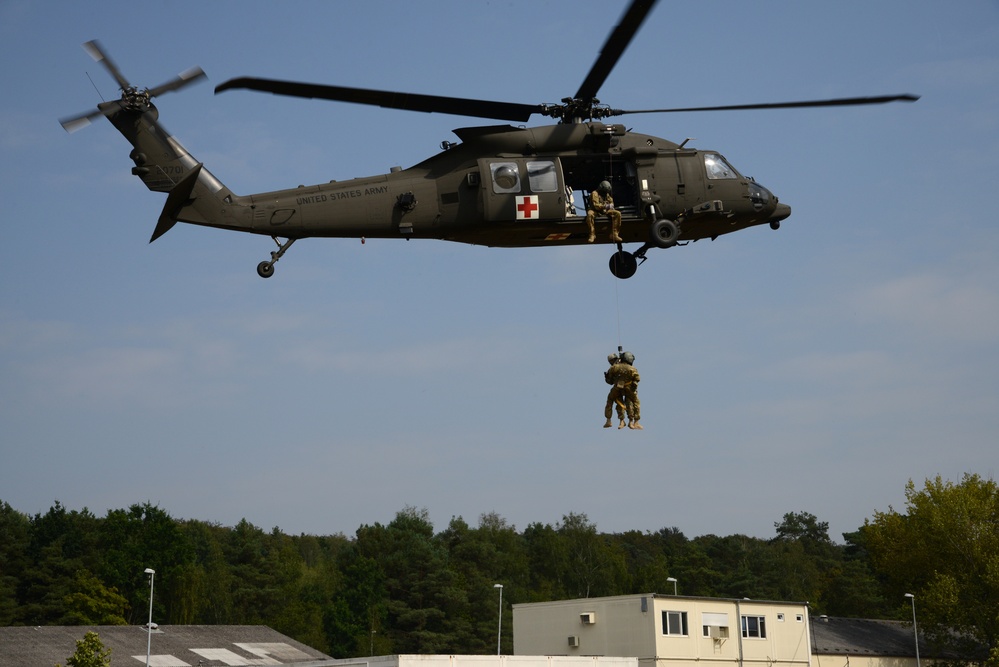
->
left=215, top=77, right=542, bottom=122
left=610, top=93, right=920, bottom=115
left=574, top=0, right=658, bottom=103
left=82, top=39, right=131, bottom=91
left=147, top=66, right=207, bottom=98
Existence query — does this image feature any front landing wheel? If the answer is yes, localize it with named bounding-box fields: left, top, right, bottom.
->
left=257, top=261, right=275, bottom=279
left=609, top=250, right=638, bottom=279
left=650, top=218, right=680, bottom=248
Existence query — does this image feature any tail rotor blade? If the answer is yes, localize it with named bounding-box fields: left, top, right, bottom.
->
left=59, top=108, right=103, bottom=133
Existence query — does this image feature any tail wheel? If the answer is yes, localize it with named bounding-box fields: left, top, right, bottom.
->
left=650, top=218, right=680, bottom=248
left=609, top=250, right=638, bottom=279
left=257, top=261, right=275, bottom=278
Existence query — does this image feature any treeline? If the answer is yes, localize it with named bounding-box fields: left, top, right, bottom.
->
left=3, top=476, right=995, bottom=662
left=0, top=501, right=886, bottom=655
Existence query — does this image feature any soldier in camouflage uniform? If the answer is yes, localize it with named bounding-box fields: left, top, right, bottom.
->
left=616, top=351, right=642, bottom=430
left=586, top=180, right=623, bottom=243
left=604, top=353, right=627, bottom=428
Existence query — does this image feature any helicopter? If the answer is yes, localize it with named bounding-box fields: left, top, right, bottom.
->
left=60, top=0, right=917, bottom=280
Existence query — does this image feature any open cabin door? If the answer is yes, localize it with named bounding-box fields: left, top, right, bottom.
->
left=478, top=158, right=568, bottom=223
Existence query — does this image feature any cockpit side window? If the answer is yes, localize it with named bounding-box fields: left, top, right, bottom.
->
left=526, top=160, right=558, bottom=193
left=704, top=153, right=738, bottom=180
left=491, top=162, right=521, bottom=193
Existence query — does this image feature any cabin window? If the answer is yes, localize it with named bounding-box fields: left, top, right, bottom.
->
left=491, top=162, right=521, bottom=193
left=704, top=153, right=738, bottom=180
left=527, top=161, right=558, bottom=193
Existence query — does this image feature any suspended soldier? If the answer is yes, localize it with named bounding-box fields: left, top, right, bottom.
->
left=604, top=353, right=628, bottom=429
left=604, top=351, right=641, bottom=430
left=614, top=351, right=642, bottom=429
left=586, top=180, right=622, bottom=243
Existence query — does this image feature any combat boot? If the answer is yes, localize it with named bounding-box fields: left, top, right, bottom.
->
left=609, top=218, right=622, bottom=243
left=603, top=418, right=612, bottom=428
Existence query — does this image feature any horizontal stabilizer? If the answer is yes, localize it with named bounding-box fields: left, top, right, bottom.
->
left=151, top=164, right=203, bottom=242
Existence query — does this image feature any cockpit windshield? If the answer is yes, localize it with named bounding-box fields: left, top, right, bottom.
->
left=704, top=153, right=738, bottom=180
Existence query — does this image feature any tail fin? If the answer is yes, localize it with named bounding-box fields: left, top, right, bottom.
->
left=150, top=163, right=203, bottom=242
left=106, top=103, right=240, bottom=241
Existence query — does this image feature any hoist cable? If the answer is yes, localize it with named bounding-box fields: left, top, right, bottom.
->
left=613, top=272, right=623, bottom=351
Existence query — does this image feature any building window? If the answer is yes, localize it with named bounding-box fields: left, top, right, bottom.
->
left=742, top=615, right=767, bottom=639
left=662, top=610, right=689, bottom=636
left=777, top=613, right=785, bottom=622
left=796, top=614, right=804, bottom=623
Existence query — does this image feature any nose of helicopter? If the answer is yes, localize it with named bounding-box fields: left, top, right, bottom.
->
left=771, top=202, right=791, bottom=222
left=767, top=202, right=791, bottom=230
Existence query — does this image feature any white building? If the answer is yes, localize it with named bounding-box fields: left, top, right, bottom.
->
left=513, top=594, right=812, bottom=667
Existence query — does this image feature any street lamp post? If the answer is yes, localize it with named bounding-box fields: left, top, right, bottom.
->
left=667, top=577, right=678, bottom=596
left=904, top=593, right=921, bottom=667
left=144, top=568, right=155, bottom=667
left=493, top=584, right=504, bottom=656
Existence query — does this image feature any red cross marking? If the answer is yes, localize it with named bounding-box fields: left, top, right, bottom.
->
left=517, top=196, right=539, bottom=219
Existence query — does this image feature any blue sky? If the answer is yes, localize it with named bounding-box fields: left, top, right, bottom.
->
left=1, top=0, right=996, bottom=543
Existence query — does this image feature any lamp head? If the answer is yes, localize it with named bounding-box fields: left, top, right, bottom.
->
left=904, top=593, right=914, bottom=599
left=144, top=568, right=155, bottom=575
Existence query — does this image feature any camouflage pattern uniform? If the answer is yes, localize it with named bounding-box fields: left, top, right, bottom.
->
left=604, top=354, right=627, bottom=428
left=619, top=363, right=641, bottom=428
left=586, top=185, right=623, bottom=243
left=611, top=351, right=642, bottom=429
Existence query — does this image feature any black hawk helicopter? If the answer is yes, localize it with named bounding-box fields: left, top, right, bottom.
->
left=60, top=0, right=916, bottom=279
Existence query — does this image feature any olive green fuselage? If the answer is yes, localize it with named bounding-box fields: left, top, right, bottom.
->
left=111, top=103, right=789, bottom=251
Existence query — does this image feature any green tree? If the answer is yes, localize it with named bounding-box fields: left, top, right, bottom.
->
left=0, top=501, right=31, bottom=624
left=523, top=521, right=569, bottom=600
left=864, top=474, right=999, bottom=664
left=823, top=529, right=888, bottom=618
left=62, top=569, right=128, bottom=625
left=55, top=631, right=111, bottom=667
left=99, top=502, right=192, bottom=624
left=354, top=507, right=464, bottom=653
left=770, top=511, right=841, bottom=610
left=439, top=512, right=529, bottom=653
left=179, top=519, right=233, bottom=623
left=325, top=545, right=384, bottom=657
left=18, top=503, right=102, bottom=625
left=558, top=513, right=628, bottom=598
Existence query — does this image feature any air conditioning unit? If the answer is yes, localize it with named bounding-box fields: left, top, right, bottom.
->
left=568, top=636, right=580, bottom=648
left=708, top=626, right=730, bottom=639
left=580, top=612, right=596, bottom=624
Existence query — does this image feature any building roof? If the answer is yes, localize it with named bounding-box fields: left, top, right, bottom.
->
left=0, top=624, right=334, bottom=667
left=810, top=617, right=925, bottom=657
